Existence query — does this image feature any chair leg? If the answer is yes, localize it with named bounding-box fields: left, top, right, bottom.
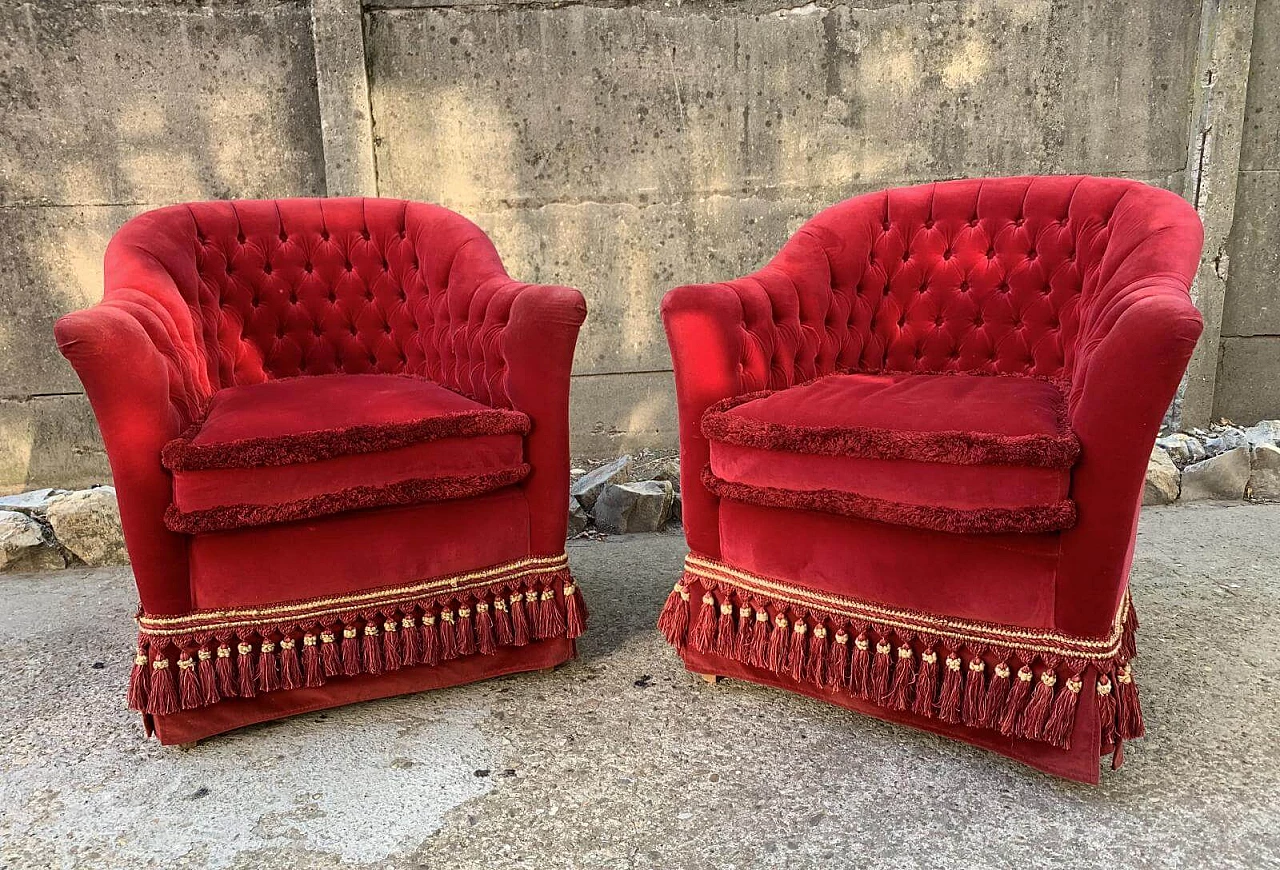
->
left=699, top=673, right=720, bottom=684
left=177, top=741, right=199, bottom=750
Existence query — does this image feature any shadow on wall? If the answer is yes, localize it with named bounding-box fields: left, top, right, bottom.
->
left=0, top=1, right=327, bottom=493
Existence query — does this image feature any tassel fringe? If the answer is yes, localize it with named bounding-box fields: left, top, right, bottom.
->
left=663, top=562, right=1143, bottom=759
left=129, top=566, right=584, bottom=717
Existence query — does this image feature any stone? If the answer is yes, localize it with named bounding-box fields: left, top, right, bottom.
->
left=44, top=487, right=128, bottom=566
left=643, top=457, right=681, bottom=491
left=0, top=510, right=64, bottom=572
left=1201, top=426, right=1247, bottom=458
left=567, top=497, right=589, bottom=537
left=1143, top=448, right=1181, bottom=505
left=671, top=491, right=682, bottom=524
left=1179, top=446, right=1252, bottom=501
left=1245, top=420, right=1280, bottom=449
left=1156, top=432, right=1207, bottom=467
left=0, top=488, right=68, bottom=517
left=569, top=455, right=632, bottom=511
left=1247, top=443, right=1280, bottom=502
left=593, top=481, right=674, bottom=534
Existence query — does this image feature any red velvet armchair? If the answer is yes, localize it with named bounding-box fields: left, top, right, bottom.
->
left=56, top=198, right=588, bottom=744
left=658, top=176, right=1203, bottom=782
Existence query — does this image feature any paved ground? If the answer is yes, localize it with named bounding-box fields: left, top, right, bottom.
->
left=1, top=502, right=1277, bottom=869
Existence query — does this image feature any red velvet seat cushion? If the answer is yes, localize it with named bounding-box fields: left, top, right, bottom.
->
left=163, top=374, right=531, bottom=533
left=703, top=371, right=1079, bottom=534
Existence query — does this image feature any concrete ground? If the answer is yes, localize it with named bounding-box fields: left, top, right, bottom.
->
left=1, top=503, right=1277, bottom=869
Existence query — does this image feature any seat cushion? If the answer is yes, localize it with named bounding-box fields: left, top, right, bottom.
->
left=702, top=371, right=1080, bottom=534
left=163, top=374, right=531, bottom=533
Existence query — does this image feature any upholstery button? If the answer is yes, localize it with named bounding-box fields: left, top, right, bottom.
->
left=328, top=291, right=337, bottom=302
left=237, top=232, right=246, bottom=244
left=998, top=283, right=1010, bottom=293
left=361, top=230, right=371, bottom=241
left=263, top=263, right=272, bottom=274
left=279, top=231, right=288, bottom=242
left=1028, top=249, right=1037, bottom=259
left=321, top=231, right=330, bottom=241
left=968, top=218, right=978, bottom=228
left=934, top=316, right=944, bottom=326
left=986, top=248, right=995, bottom=259
left=304, top=263, right=313, bottom=273
left=349, top=326, right=357, bottom=336
left=902, top=251, right=910, bottom=262
left=345, top=262, right=353, bottom=272
left=924, top=219, right=934, bottom=229
left=313, top=326, right=322, bottom=336
left=1014, top=218, right=1024, bottom=227
left=973, top=315, right=984, bottom=326
left=959, top=280, right=969, bottom=291
left=943, top=249, right=952, bottom=260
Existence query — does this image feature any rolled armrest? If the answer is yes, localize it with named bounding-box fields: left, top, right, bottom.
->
left=1057, top=286, right=1203, bottom=636
left=55, top=296, right=206, bottom=615
left=502, top=282, right=588, bottom=553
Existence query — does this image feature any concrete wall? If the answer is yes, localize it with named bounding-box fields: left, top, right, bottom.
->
left=1217, top=0, right=1280, bottom=424
left=0, top=0, right=325, bottom=490
left=0, top=0, right=1272, bottom=492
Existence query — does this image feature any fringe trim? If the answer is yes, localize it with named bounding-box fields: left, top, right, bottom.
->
left=128, top=556, right=585, bottom=718
left=658, top=554, right=1142, bottom=759
left=702, top=465, right=1077, bottom=535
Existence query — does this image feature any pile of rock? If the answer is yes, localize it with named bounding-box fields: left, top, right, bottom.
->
left=0, top=486, right=128, bottom=572
left=568, top=453, right=681, bottom=536
left=1145, top=420, right=1280, bottom=505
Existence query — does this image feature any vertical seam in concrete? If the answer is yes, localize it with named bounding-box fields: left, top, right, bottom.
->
left=361, top=5, right=382, bottom=196
left=1177, top=0, right=1257, bottom=428
left=311, top=0, right=379, bottom=197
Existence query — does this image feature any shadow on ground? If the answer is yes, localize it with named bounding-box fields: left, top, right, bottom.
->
left=1, top=507, right=1277, bottom=869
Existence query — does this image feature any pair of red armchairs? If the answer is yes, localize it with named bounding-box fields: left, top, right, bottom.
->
left=58, top=177, right=1202, bottom=783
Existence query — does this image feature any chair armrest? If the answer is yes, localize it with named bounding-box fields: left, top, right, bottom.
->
left=1057, top=286, right=1203, bottom=636
left=55, top=296, right=206, bottom=615
left=501, top=282, right=588, bottom=553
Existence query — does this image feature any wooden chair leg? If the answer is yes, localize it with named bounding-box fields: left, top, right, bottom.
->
left=699, top=673, right=720, bottom=684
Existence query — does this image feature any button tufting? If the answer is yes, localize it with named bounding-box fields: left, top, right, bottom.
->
left=236, top=233, right=246, bottom=244
left=973, top=314, right=984, bottom=326
left=305, top=263, right=313, bottom=273
left=263, top=263, right=272, bottom=274
left=943, top=249, right=952, bottom=260
left=321, top=231, right=330, bottom=241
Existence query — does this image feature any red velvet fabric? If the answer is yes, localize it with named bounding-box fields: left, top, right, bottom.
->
left=661, top=176, right=1203, bottom=780
left=166, top=373, right=529, bottom=532
left=705, top=371, right=1076, bottom=532
left=55, top=197, right=586, bottom=738
left=189, top=491, right=530, bottom=610
left=718, top=499, right=1059, bottom=628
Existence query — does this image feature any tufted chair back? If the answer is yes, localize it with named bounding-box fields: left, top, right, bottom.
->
left=103, top=198, right=515, bottom=425
left=749, top=176, right=1195, bottom=404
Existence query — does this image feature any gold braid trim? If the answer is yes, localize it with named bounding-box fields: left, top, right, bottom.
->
left=683, top=553, right=1129, bottom=661
left=138, top=555, right=569, bottom=638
